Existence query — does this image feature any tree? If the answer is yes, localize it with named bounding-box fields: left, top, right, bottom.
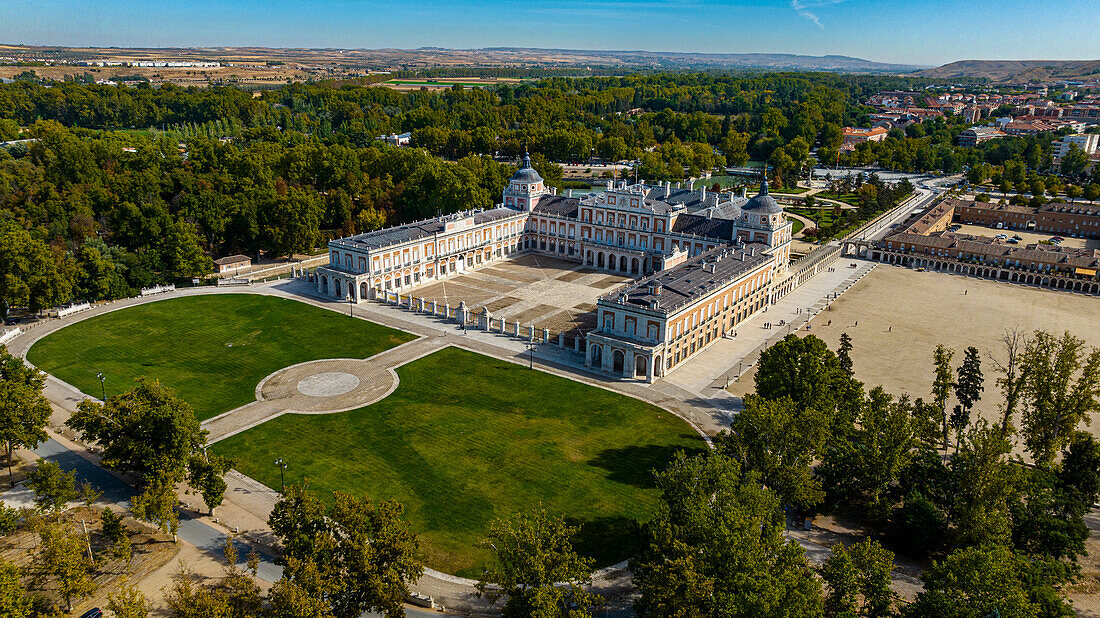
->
left=130, top=479, right=180, bottom=539
left=754, top=334, right=845, bottom=415
left=716, top=395, right=828, bottom=511
left=0, top=559, right=32, bottom=618
left=1060, top=144, right=1091, bottom=177
left=27, top=460, right=77, bottom=514
left=631, top=452, right=823, bottom=617
left=268, top=485, right=424, bottom=618
left=476, top=509, right=601, bottom=618
left=906, top=544, right=1071, bottom=618
left=67, top=378, right=207, bottom=487
left=101, top=508, right=133, bottom=564
left=837, top=332, right=854, bottom=378
left=1018, top=331, right=1100, bottom=467
left=187, top=452, right=235, bottom=515
left=931, top=345, right=955, bottom=455
left=108, top=584, right=151, bottom=618
left=32, top=518, right=97, bottom=611
left=819, top=388, right=917, bottom=524
left=950, top=346, right=983, bottom=453
left=989, top=327, right=1030, bottom=434
left=950, top=419, right=1018, bottom=548
left=0, top=220, right=72, bottom=317
left=820, top=539, right=896, bottom=618
left=0, top=346, right=51, bottom=485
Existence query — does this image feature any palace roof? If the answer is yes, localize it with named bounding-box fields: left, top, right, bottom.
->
left=599, top=243, right=773, bottom=315
left=333, top=207, right=520, bottom=251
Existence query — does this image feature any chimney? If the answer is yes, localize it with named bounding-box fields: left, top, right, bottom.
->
left=674, top=181, right=681, bottom=189
left=664, top=182, right=671, bottom=198
left=566, top=189, right=573, bottom=197
left=740, top=187, right=748, bottom=199
left=701, top=185, right=707, bottom=201
left=706, top=209, right=713, bottom=220
left=551, top=187, right=557, bottom=195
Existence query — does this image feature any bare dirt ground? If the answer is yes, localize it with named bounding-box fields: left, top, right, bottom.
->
left=0, top=505, right=180, bottom=615
left=408, top=254, right=632, bottom=338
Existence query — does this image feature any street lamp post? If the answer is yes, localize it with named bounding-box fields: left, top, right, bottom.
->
left=274, top=458, right=287, bottom=494
left=96, top=372, right=105, bottom=401
left=347, top=294, right=353, bottom=317
left=527, top=343, right=535, bottom=369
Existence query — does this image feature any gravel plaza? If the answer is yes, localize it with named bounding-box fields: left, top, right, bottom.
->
left=729, top=263, right=1100, bottom=435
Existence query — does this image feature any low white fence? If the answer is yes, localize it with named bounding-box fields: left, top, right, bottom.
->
left=217, top=278, right=250, bottom=287
left=56, top=302, right=91, bottom=318
left=0, top=328, right=21, bottom=346
left=140, top=284, right=176, bottom=296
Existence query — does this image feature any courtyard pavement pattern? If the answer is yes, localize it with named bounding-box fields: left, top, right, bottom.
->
left=5, top=254, right=932, bottom=612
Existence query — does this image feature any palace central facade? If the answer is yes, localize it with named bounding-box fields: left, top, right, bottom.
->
left=316, top=156, right=794, bottom=381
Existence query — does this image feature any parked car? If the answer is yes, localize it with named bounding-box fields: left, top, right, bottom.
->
left=1012, top=235, right=1023, bottom=241
left=80, top=609, right=103, bottom=618
left=1007, top=239, right=1019, bottom=244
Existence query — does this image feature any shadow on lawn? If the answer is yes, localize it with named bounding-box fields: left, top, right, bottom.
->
left=566, top=514, right=645, bottom=568
left=588, top=443, right=706, bottom=490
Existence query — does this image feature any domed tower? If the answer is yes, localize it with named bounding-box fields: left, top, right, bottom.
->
left=740, top=178, right=792, bottom=271
left=502, top=153, right=549, bottom=212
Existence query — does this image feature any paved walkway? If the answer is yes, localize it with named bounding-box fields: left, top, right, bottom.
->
left=5, top=265, right=895, bottom=612
left=202, top=338, right=445, bottom=443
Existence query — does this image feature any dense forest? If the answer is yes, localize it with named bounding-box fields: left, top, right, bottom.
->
left=1, top=72, right=1097, bottom=316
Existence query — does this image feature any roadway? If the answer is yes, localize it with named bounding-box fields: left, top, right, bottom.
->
left=28, top=437, right=439, bottom=616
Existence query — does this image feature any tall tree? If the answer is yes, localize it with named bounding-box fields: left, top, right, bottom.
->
left=1019, top=331, right=1100, bottom=467
left=0, top=346, right=51, bottom=485
left=820, top=539, right=896, bottom=618
left=631, top=452, right=823, bottom=618
left=716, top=394, right=828, bottom=511
left=905, top=544, right=1071, bottom=618
left=268, top=485, right=424, bottom=618
left=187, top=452, right=235, bottom=516
left=989, top=327, right=1030, bottom=434
left=931, top=345, right=955, bottom=455
left=26, top=460, right=77, bottom=514
left=108, top=584, right=151, bottom=618
left=950, top=419, right=1018, bottom=548
left=950, top=346, right=984, bottom=453
left=475, top=509, right=601, bottom=618
left=0, top=220, right=72, bottom=317
left=67, top=378, right=207, bottom=487
left=32, top=518, right=97, bottom=611
left=754, top=334, right=845, bottom=416
left=0, top=559, right=32, bottom=618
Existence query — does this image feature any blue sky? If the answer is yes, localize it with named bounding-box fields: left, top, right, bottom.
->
left=2, top=0, right=1098, bottom=67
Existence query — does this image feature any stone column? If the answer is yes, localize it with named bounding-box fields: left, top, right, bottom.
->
left=585, top=341, right=593, bottom=366
left=543, top=328, right=550, bottom=343
left=432, top=300, right=438, bottom=315
left=444, top=303, right=450, bottom=319
left=514, top=321, right=521, bottom=337
left=623, top=351, right=634, bottom=379
left=558, top=333, right=565, bottom=349
left=528, top=325, right=535, bottom=342
left=646, top=355, right=654, bottom=383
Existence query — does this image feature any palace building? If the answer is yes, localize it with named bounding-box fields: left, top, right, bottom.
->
left=316, top=155, right=794, bottom=381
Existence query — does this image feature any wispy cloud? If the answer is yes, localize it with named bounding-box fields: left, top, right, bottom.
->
left=791, top=0, right=846, bottom=29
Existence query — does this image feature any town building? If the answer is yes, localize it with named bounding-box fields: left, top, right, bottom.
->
left=958, top=126, right=1006, bottom=148
left=376, top=132, right=412, bottom=147
left=214, top=254, right=252, bottom=274
left=1003, top=119, right=1058, bottom=137
left=840, top=126, right=889, bottom=151
left=858, top=198, right=1100, bottom=295
left=1053, top=133, right=1100, bottom=161
left=315, top=155, right=796, bottom=381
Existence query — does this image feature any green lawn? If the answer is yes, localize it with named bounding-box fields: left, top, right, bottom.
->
left=27, top=294, right=415, bottom=421
left=214, top=346, right=707, bottom=577
left=791, top=218, right=805, bottom=235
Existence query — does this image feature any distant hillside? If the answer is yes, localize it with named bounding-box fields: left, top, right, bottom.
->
left=910, top=59, right=1100, bottom=83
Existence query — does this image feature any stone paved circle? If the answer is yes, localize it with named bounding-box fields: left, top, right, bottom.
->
left=296, top=371, right=360, bottom=397
left=257, top=358, right=397, bottom=414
